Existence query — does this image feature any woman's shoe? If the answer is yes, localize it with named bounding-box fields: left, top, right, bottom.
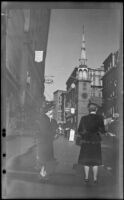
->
left=39, top=166, right=49, bottom=181
left=84, top=178, right=89, bottom=183
left=93, top=179, right=98, bottom=184
left=39, top=174, right=49, bottom=180
left=40, top=166, right=47, bottom=176
left=39, top=172, right=49, bottom=182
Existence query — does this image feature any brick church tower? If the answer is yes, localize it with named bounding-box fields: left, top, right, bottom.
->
left=76, top=26, right=91, bottom=124
left=65, top=26, right=103, bottom=132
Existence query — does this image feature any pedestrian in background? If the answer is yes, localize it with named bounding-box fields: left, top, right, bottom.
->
left=35, top=102, right=57, bottom=179
left=49, top=111, right=58, bottom=137
left=77, top=102, right=107, bottom=184
left=108, top=114, right=119, bottom=136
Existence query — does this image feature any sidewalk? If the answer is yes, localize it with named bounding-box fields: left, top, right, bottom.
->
left=6, top=136, right=78, bottom=174
left=4, top=135, right=121, bottom=198
left=6, top=135, right=117, bottom=175
left=6, top=135, right=117, bottom=180
left=6, top=131, right=35, bottom=161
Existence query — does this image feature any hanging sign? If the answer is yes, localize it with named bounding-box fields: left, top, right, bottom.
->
left=35, top=51, right=43, bottom=62
left=69, top=129, right=75, bottom=141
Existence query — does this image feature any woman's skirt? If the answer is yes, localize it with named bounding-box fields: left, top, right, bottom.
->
left=78, top=141, right=102, bottom=166
left=37, top=139, right=54, bottom=165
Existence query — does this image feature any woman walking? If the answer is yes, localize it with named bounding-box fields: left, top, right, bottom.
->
left=35, top=101, right=57, bottom=179
left=77, top=102, right=107, bottom=184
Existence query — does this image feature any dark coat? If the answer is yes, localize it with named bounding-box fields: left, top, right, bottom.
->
left=78, top=113, right=106, bottom=142
left=50, top=118, right=58, bottom=137
left=78, top=113, right=106, bottom=166
left=36, top=114, right=55, bottom=165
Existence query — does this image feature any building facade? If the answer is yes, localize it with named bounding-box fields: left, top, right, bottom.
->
left=1, top=3, right=51, bottom=136
left=61, top=92, right=67, bottom=124
left=102, top=51, right=120, bottom=118
left=65, top=27, right=104, bottom=133
left=53, top=90, right=66, bottom=124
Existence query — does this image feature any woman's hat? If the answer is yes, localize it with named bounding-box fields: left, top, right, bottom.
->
left=88, top=97, right=102, bottom=108
left=88, top=101, right=99, bottom=108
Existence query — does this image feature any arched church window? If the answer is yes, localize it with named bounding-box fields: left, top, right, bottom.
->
left=82, top=69, right=87, bottom=80
left=78, top=69, right=83, bottom=79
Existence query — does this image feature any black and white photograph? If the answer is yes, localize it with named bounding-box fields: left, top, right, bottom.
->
left=1, top=2, right=123, bottom=199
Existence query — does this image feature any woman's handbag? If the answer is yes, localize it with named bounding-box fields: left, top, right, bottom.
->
left=75, top=123, right=87, bottom=146
left=75, top=134, right=84, bottom=146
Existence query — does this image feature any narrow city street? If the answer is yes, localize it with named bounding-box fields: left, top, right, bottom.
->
left=2, top=2, right=123, bottom=199
left=4, top=134, right=120, bottom=199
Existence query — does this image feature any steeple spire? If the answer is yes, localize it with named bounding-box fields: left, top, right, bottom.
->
left=79, top=25, right=87, bottom=66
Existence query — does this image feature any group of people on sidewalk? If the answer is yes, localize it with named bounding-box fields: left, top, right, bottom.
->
left=33, top=99, right=117, bottom=184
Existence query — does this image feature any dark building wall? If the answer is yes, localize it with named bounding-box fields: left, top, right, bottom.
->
left=2, top=5, right=51, bottom=136
left=102, top=51, right=120, bottom=118
left=61, top=92, right=67, bottom=123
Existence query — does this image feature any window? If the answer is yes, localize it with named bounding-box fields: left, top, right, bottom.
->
left=71, top=118, right=73, bottom=123
left=26, top=71, right=31, bottom=88
left=101, top=71, right=104, bottom=76
left=78, top=69, right=83, bottom=79
left=23, top=9, right=30, bottom=32
left=112, top=54, right=115, bottom=67
left=95, top=71, right=99, bottom=76
left=58, top=113, right=60, bottom=120
left=114, top=80, right=117, bottom=87
left=75, top=116, right=77, bottom=122
left=110, top=108, right=112, bottom=115
left=100, top=80, right=102, bottom=86
left=59, top=96, right=62, bottom=104
left=110, top=62, right=112, bottom=69
left=112, top=107, right=114, bottom=117
left=95, top=77, right=99, bottom=85
left=59, top=105, right=61, bottom=110
left=82, top=69, right=88, bottom=80
left=83, top=82, right=87, bottom=90
left=99, top=93, right=101, bottom=97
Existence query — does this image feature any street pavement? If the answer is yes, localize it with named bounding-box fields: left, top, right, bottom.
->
left=6, top=133, right=35, bottom=160
left=3, top=135, right=122, bottom=199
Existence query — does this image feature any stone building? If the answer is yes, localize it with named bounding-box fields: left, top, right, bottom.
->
left=1, top=3, right=51, bottom=137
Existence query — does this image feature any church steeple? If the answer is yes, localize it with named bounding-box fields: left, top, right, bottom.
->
left=79, top=25, right=87, bottom=66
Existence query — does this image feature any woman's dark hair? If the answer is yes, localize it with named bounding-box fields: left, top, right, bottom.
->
left=88, top=103, right=98, bottom=112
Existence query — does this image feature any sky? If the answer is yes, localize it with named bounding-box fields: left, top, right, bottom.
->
left=44, top=8, right=121, bottom=101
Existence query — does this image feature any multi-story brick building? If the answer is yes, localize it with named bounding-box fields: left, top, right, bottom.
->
left=90, top=66, right=104, bottom=98
left=61, top=92, right=67, bottom=124
left=53, top=90, right=66, bottom=124
left=102, top=51, right=120, bottom=118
